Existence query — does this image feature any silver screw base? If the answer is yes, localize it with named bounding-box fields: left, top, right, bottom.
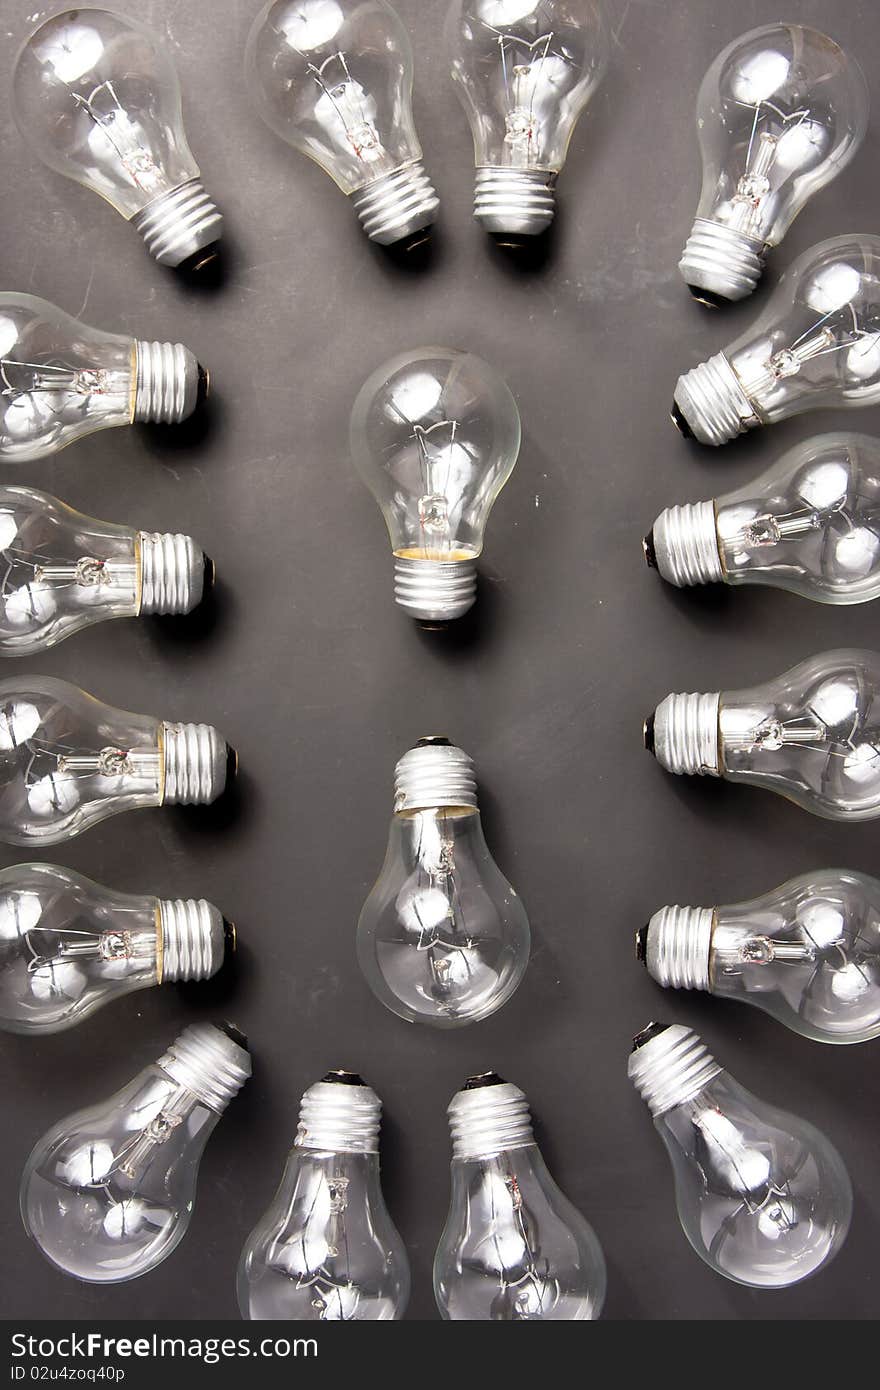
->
left=673, top=351, right=758, bottom=446
left=138, top=532, right=206, bottom=615
left=649, top=502, right=723, bottom=587
left=131, top=179, right=223, bottom=267
left=448, top=1076, right=534, bottom=1161
left=295, top=1074, right=382, bottom=1154
left=393, top=739, right=478, bottom=813
left=158, top=898, right=225, bottom=982
left=134, top=341, right=202, bottom=424
left=644, top=906, right=713, bottom=991
left=158, top=1022, right=251, bottom=1113
left=350, top=161, right=439, bottom=245
left=474, top=167, right=556, bottom=235
left=679, top=218, right=765, bottom=303
left=648, top=692, right=720, bottom=776
left=393, top=555, right=476, bottom=622
left=628, top=1024, right=721, bottom=1117
left=161, top=721, right=230, bottom=805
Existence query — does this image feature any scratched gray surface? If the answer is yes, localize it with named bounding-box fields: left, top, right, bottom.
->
left=0, top=0, right=878, bottom=1322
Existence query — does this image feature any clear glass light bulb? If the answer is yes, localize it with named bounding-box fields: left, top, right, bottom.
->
left=357, top=738, right=530, bottom=1027
left=434, top=1073, right=606, bottom=1319
left=640, top=869, right=880, bottom=1045
left=628, top=1023, right=852, bottom=1287
left=350, top=347, right=521, bottom=621
left=237, top=1071, right=410, bottom=1320
left=646, top=432, right=880, bottom=604
left=0, top=293, right=206, bottom=463
left=679, top=25, right=868, bottom=304
left=0, top=674, right=234, bottom=846
left=21, top=1022, right=250, bottom=1283
left=245, top=0, right=439, bottom=246
left=13, top=8, right=223, bottom=268
left=672, top=235, right=880, bottom=446
left=446, top=0, right=609, bottom=236
left=646, top=648, right=880, bottom=821
left=0, top=862, right=231, bottom=1035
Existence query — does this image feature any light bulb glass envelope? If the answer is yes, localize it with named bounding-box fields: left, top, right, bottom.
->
left=245, top=0, right=439, bottom=245
left=673, top=235, right=880, bottom=446
left=646, top=648, right=880, bottom=822
left=628, top=1023, right=851, bottom=1287
left=434, top=1073, right=606, bottom=1319
left=447, top=0, right=608, bottom=236
left=357, top=738, right=530, bottom=1027
left=640, top=869, right=880, bottom=1044
left=21, top=1022, right=250, bottom=1283
left=0, top=674, right=234, bottom=846
left=680, top=24, right=868, bottom=304
left=13, top=7, right=222, bottom=268
left=647, top=433, right=880, bottom=604
left=350, top=347, right=521, bottom=621
left=237, top=1071, right=410, bottom=1320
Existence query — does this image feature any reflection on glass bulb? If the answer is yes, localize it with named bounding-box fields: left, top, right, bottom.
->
left=237, top=1071, right=410, bottom=1320
left=0, top=862, right=231, bottom=1035
left=357, top=738, right=530, bottom=1026
left=13, top=8, right=223, bottom=268
left=21, top=1022, right=250, bottom=1283
left=0, top=674, right=233, bottom=845
left=446, top=0, right=608, bottom=235
left=629, top=1024, right=851, bottom=1287
left=679, top=25, right=868, bottom=303
left=673, top=236, right=880, bottom=445
left=646, top=648, right=880, bottom=821
left=646, top=432, right=880, bottom=604
left=245, top=0, right=439, bottom=245
left=640, top=869, right=880, bottom=1045
left=350, top=347, right=521, bottom=621
left=434, top=1073, right=606, bottom=1319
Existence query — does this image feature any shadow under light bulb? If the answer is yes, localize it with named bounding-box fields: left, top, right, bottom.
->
left=245, top=0, right=439, bottom=246
left=446, top=0, right=608, bottom=237
left=357, top=738, right=530, bottom=1027
left=21, top=1022, right=250, bottom=1283
left=350, top=347, right=521, bottom=622
left=680, top=24, right=868, bottom=305
left=639, top=869, right=880, bottom=1045
left=13, top=8, right=223, bottom=268
left=0, top=674, right=234, bottom=846
left=646, top=433, right=880, bottom=603
left=628, top=1023, right=851, bottom=1287
left=0, top=862, right=231, bottom=1035
left=237, top=1071, right=410, bottom=1320
left=434, top=1073, right=606, bottom=1319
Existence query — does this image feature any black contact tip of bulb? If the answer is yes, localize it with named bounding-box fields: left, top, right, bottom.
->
left=394, top=228, right=433, bottom=255
left=218, top=1021, right=248, bottom=1050
left=225, top=745, right=239, bottom=785
left=670, top=401, right=695, bottom=440
left=643, top=713, right=655, bottom=755
left=636, top=925, right=649, bottom=964
left=196, top=363, right=211, bottom=408
left=222, top=919, right=237, bottom=956
left=321, top=1070, right=367, bottom=1087
left=416, top=736, right=452, bottom=748
left=686, top=283, right=728, bottom=309
left=631, top=1022, right=670, bottom=1053
left=179, top=242, right=222, bottom=277
left=643, top=531, right=658, bottom=570
left=463, top=1072, right=506, bottom=1090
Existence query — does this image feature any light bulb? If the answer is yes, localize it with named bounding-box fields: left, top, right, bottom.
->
left=357, top=738, right=530, bottom=1027
left=350, top=347, right=521, bottom=621
left=433, top=1073, right=606, bottom=1319
left=639, top=869, right=880, bottom=1045
left=21, top=1022, right=250, bottom=1283
left=446, top=0, right=609, bottom=237
left=645, top=648, right=880, bottom=821
left=646, top=432, right=880, bottom=604
left=0, top=863, right=231, bottom=1036
left=0, top=674, right=234, bottom=846
left=13, top=8, right=223, bottom=269
left=679, top=25, right=868, bottom=304
left=0, top=293, right=206, bottom=463
left=628, top=1023, right=851, bottom=1287
left=0, top=486, right=210, bottom=655
left=672, top=235, right=880, bottom=446
left=245, top=0, right=439, bottom=247
left=237, top=1071, right=410, bottom=1320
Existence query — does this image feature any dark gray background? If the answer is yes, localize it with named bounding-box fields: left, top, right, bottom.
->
left=0, top=0, right=878, bottom=1322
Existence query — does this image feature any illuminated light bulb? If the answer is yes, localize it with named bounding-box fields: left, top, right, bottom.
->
left=0, top=862, right=232, bottom=1035
left=672, top=235, right=880, bottom=446
left=628, top=1023, right=851, bottom=1287
left=639, top=869, right=880, bottom=1045
left=237, top=1071, right=410, bottom=1320
left=0, top=674, right=234, bottom=846
left=433, top=1073, right=606, bottom=1319
left=350, top=347, right=521, bottom=621
left=245, top=0, right=439, bottom=247
left=21, top=1022, right=250, bottom=1283
left=645, top=648, right=880, bottom=821
left=0, top=293, right=206, bottom=463
left=446, top=0, right=608, bottom=237
left=645, top=433, right=880, bottom=604
left=13, top=8, right=223, bottom=269
left=357, top=739, right=530, bottom=1027
left=679, top=25, right=867, bottom=305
